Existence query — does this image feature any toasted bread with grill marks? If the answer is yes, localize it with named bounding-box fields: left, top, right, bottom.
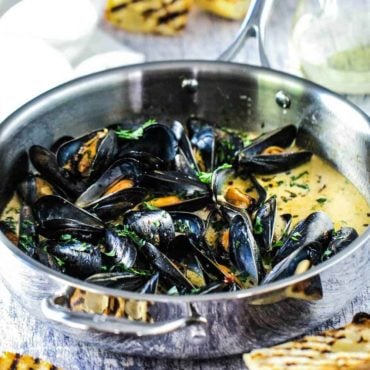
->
left=243, top=313, right=370, bottom=370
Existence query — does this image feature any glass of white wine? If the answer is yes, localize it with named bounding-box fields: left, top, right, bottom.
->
left=291, top=0, right=370, bottom=94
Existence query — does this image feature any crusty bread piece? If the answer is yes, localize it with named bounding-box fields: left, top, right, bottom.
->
left=194, top=0, right=249, bottom=20
left=0, top=352, right=60, bottom=370
left=243, top=313, right=370, bottom=370
left=105, top=0, right=193, bottom=35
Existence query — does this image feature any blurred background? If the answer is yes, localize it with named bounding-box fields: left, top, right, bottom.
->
left=0, top=0, right=369, bottom=121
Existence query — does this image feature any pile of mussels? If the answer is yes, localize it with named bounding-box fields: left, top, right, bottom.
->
left=0, top=119, right=358, bottom=295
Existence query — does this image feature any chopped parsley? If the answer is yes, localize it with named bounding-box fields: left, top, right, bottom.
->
left=290, top=231, right=302, bottom=241
left=103, top=249, right=116, bottom=257
left=272, top=240, right=284, bottom=249
left=316, top=197, right=327, bottom=204
left=115, top=119, right=157, bottom=140
left=143, top=202, right=159, bottom=211
left=54, top=256, right=65, bottom=267
left=196, top=163, right=232, bottom=184
left=60, top=233, right=73, bottom=241
left=253, top=216, right=263, bottom=235
left=116, top=225, right=145, bottom=247
left=290, top=171, right=309, bottom=181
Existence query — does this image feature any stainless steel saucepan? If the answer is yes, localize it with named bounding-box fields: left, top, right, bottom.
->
left=0, top=0, right=368, bottom=359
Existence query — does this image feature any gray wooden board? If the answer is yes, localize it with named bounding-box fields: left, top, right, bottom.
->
left=0, top=1, right=369, bottom=369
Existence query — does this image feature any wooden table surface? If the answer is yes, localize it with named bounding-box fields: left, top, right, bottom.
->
left=0, top=1, right=369, bottom=369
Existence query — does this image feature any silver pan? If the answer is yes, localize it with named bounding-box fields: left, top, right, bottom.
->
left=0, top=0, right=368, bottom=359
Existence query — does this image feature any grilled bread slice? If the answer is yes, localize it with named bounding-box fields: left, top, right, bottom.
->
left=0, top=352, right=60, bottom=370
left=105, top=0, right=193, bottom=35
left=195, top=0, right=249, bottom=20
left=243, top=313, right=370, bottom=370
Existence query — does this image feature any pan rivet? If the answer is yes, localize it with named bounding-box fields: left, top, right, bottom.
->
left=181, top=78, right=199, bottom=93
left=275, top=90, right=291, bottom=109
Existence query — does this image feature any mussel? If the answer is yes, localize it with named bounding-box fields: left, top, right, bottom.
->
left=273, top=212, right=333, bottom=265
left=57, top=129, right=117, bottom=182
left=33, top=195, right=105, bottom=241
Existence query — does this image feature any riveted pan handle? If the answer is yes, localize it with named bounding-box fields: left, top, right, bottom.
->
left=218, top=0, right=273, bottom=66
left=41, top=295, right=207, bottom=337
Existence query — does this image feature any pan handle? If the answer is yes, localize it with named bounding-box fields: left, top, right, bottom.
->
left=41, top=295, right=207, bottom=337
left=218, top=0, right=273, bottom=66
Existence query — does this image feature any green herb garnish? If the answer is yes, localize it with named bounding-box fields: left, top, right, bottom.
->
left=290, top=231, right=302, bottom=241
left=143, top=202, right=159, bottom=211
left=272, top=240, right=284, bottom=249
left=115, top=119, right=157, bottom=140
left=290, top=171, right=309, bottom=181
left=103, top=249, right=116, bottom=257
left=316, top=197, right=327, bottom=204
left=196, top=163, right=232, bottom=184
left=253, top=216, right=263, bottom=235
left=116, top=225, right=145, bottom=247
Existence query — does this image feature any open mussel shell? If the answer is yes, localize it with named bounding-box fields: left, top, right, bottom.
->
left=85, top=188, right=148, bottom=221
left=262, top=241, right=322, bottom=284
left=17, top=174, right=62, bottom=205
left=57, top=129, right=117, bottom=181
left=76, top=158, right=144, bottom=208
left=171, top=120, right=199, bottom=173
left=35, top=248, right=63, bottom=272
left=86, top=272, right=149, bottom=291
left=50, top=136, right=74, bottom=153
left=124, top=210, right=175, bottom=249
left=142, top=170, right=209, bottom=198
left=187, top=117, right=215, bottom=172
left=167, top=235, right=207, bottom=288
left=237, top=151, right=313, bottom=175
left=29, top=145, right=87, bottom=198
left=140, top=240, right=195, bottom=290
left=214, top=127, right=244, bottom=167
left=253, top=197, right=277, bottom=254
left=203, top=207, right=230, bottom=261
left=239, top=125, right=297, bottom=157
left=273, top=211, right=333, bottom=265
left=48, top=240, right=103, bottom=279
left=212, top=168, right=266, bottom=212
left=105, top=229, right=137, bottom=268
left=170, top=212, right=205, bottom=243
left=139, top=272, right=160, bottom=294
left=118, top=124, right=178, bottom=163
left=229, top=213, right=262, bottom=284
left=120, top=151, right=165, bottom=171
left=33, top=195, right=104, bottom=240
left=18, top=204, right=38, bottom=257
left=322, top=227, right=359, bottom=261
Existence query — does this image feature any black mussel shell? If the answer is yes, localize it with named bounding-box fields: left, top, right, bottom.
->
left=18, top=204, right=38, bottom=257
left=33, top=195, right=104, bottom=240
left=87, top=272, right=148, bottom=291
left=239, top=125, right=297, bottom=157
left=273, top=211, right=333, bottom=265
left=86, top=188, right=148, bottom=221
left=170, top=212, right=205, bottom=243
left=187, top=117, right=215, bottom=172
left=322, top=227, right=359, bottom=261
left=48, top=241, right=102, bottom=279
left=125, top=210, right=175, bottom=249
left=35, top=248, right=63, bottom=272
left=29, top=145, right=87, bottom=198
left=167, top=235, right=207, bottom=288
left=105, top=229, right=137, bottom=268
left=76, top=158, right=143, bottom=209
left=140, top=241, right=195, bottom=290
left=139, top=273, right=160, bottom=294
left=171, top=120, right=199, bottom=173
left=50, top=136, right=74, bottom=153
left=253, top=197, right=277, bottom=254
left=262, top=242, right=322, bottom=284
left=119, top=124, right=178, bottom=163
left=214, top=127, right=243, bottom=167
left=57, top=129, right=117, bottom=181
left=17, top=174, right=62, bottom=205
left=142, top=170, right=209, bottom=198
left=229, top=213, right=262, bottom=284
left=121, top=151, right=165, bottom=171
left=212, top=168, right=266, bottom=212
left=237, top=151, right=312, bottom=175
